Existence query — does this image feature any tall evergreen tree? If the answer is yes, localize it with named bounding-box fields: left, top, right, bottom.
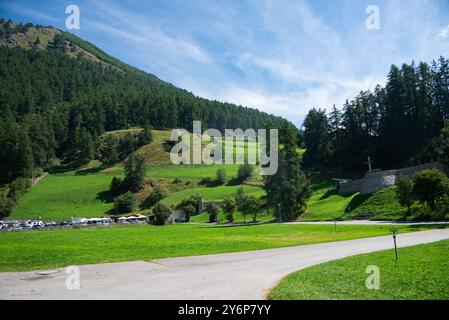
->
left=264, top=123, right=312, bottom=221
left=303, top=108, right=331, bottom=166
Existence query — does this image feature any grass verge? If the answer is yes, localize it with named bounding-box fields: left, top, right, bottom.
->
left=268, top=239, right=449, bottom=300
left=0, top=224, right=444, bottom=272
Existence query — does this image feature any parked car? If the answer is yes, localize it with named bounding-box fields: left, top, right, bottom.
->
left=4, top=221, right=22, bottom=231
left=23, top=220, right=45, bottom=230
left=45, top=222, right=57, bottom=227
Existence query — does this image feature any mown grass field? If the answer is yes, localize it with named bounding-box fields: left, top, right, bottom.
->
left=269, top=239, right=449, bottom=300
left=11, top=169, right=116, bottom=220
left=0, top=223, right=438, bottom=272
left=163, top=184, right=264, bottom=206
left=146, top=164, right=240, bottom=182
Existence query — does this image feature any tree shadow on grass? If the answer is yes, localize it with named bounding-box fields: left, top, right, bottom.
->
left=319, top=189, right=337, bottom=200
left=96, top=190, right=114, bottom=204
left=226, top=178, right=246, bottom=186
left=199, top=180, right=223, bottom=187
left=75, top=164, right=108, bottom=176
left=345, top=193, right=371, bottom=213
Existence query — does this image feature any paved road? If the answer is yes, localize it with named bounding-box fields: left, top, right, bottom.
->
left=1, top=228, right=449, bottom=300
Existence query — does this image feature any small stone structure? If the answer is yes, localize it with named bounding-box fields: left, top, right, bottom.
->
left=337, top=162, right=445, bottom=195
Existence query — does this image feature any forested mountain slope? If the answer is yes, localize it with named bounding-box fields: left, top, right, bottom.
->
left=0, top=19, right=287, bottom=185
left=302, top=58, right=449, bottom=173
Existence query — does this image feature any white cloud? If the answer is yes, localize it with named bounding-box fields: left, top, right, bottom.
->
left=438, top=25, right=449, bottom=38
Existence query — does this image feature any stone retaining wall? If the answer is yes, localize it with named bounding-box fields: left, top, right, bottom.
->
left=338, top=162, right=445, bottom=195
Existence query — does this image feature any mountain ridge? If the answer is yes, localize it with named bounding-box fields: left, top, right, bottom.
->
left=0, top=18, right=282, bottom=117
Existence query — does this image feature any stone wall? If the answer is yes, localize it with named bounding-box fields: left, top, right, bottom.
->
left=337, top=162, right=445, bottom=195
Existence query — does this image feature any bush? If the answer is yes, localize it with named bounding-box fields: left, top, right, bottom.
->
left=177, top=196, right=198, bottom=222
left=143, top=185, right=167, bottom=209
left=396, top=177, right=415, bottom=215
left=173, top=177, right=182, bottom=184
left=237, top=164, right=255, bottom=181
left=237, top=194, right=262, bottom=223
left=114, top=192, right=137, bottom=214
left=7, top=177, right=31, bottom=204
left=221, top=197, right=236, bottom=223
left=153, top=202, right=171, bottom=226
left=216, top=168, right=226, bottom=184
left=137, top=125, right=153, bottom=147
left=205, top=203, right=219, bottom=223
left=413, top=169, right=449, bottom=211
left=0, top=193, right=15, bottom=218
left=183, top=204, right=196, bottom=222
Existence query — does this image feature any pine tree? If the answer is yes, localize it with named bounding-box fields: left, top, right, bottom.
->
left=123, top=153, right=145, bottom=193
left=264, top=123, right=312, bottom=221
left=302, top=108, right=331, bottom=166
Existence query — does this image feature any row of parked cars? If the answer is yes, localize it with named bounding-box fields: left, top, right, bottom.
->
left=0, top=220, right=46, bottom=231
left=0, top=215, right=152, bottom=232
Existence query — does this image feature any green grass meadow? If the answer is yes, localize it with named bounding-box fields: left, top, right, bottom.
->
left=11, top=171, right=116, bottom=220
left=164, top=184, right=264, bottom=206
left=0, top=223, right=439, bottom=272
left=303, top=183, right=404, bottom=222
left=269, top=239, right=449, bottom=300
left=8, top=129, right=410, bottom=223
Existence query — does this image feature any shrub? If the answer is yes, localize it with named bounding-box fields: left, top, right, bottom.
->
left=137, top=125, right=153, bottom=147
left=221, top=197, right=236, bottom=223
left=216, top=168, right=226, bottom=184
left=235, top=187, right=246, bottom=202
left=396, top=176, right=415, bottom=215
left=413, top=169, right=449, bottom=211
left=114, top=192, right=137, bottom=214
left=173, top=177, right=182, bottom=184
left=237, top=164, right=254, bottom=181
left=205, top=203, right=219, bottom=223
left=177, top=196, right=198, bottom=222
left=183, top=204, right=196, bottom=222
left=153, top=202, right=171, bottom=225
left=0, top=193, right=15, bottom=219
left=143, top=185, right=167, bottom=209
left=237, top=194, right=262, bottom=223
left=7, top=177, right=31, bottom=204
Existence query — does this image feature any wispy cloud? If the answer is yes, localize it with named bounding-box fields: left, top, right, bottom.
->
left=84, top=1, right=211, bottom=64
left=438, top=25, right=449, bottom=38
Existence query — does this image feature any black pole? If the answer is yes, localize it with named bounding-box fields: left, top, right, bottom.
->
left=393, top=234, right=398, bottom=261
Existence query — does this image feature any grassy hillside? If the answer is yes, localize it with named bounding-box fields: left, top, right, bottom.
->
left=10, top=127, right=407, bottom=222
left=269, top=239, right=449, bottom=300
left=302, top=184, right=404, bottom=222
left=10, top=129, right=266, bottom=221
left=0, top=223, right=438, bottom=272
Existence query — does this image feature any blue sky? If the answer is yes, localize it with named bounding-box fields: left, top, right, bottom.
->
left=2, top=0, right=449, bottom=126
